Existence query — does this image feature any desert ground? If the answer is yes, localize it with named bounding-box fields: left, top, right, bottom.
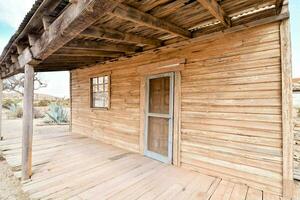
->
left=0, top=118, right=69, bottom=200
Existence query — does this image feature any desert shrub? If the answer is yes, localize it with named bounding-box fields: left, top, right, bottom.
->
left=35, top=99, right=52, bottom=107
left=55, top=98, right=70, bottom=107
left=8, top=104, right=23, bottom=118
left=34, top=108, right=45, bottom=119
left=3, top=99, right=21, bottom=109
left=45, top=103, right=69, bottom=124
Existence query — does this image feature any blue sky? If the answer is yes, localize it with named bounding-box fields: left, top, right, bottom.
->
left=0, top=1, right=299, bottom=97
left=290, top=0, right=300, bottom=77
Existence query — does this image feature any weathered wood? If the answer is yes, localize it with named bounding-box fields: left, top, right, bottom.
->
left=280, top=19, right=294, bottom=198
left=53, top=49, right=124, bottom=57
left=0, top=129, right=282, bottom=199
left=22, top=64, right=34, bottom=180
left=276, top=0, right=285, bottom=14
left=111, top=3, right=191, bottom=38
left=65, top=40, right=141, bottom=53
left=173, top=71, right=182, bottom=166
left=81, top=26, right=162, bottom=47
left=137, top=58, right=186, bottom=75
left=42, top=15, right=54, bottom=31
left=71, top=22, right=284, bottom=195
left=19, top=0, right=118, bottom=66
left=197, top=0, right=231, bottom=27
left=28, top=34, right=38, bottom=47
left=139, top=76, right=146, bottom=154
left=15, top=44, right=26, bottom=55
left=11, top=54, right=18, bottom=64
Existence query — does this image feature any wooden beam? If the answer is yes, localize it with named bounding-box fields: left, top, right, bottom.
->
left=21, top=0, right=118, bottom=64
left=276, top=0, right=284, bottom=15
left=280, top=19, right=294, bottom=199
left=54, top=49, right=124, bottom=57
left=81, top=26, right=162, bottom=46
left=196, top=0, right=230, bottom=27
left=0, top=0, right=62, bottom=63
left=28, top=34, right=38, bottom=47
left=11, top=54, right=18, bottom=64
left=42, top=15, right=54, bottom=31
left=110, top=3, right=191, bottom=38
left=193, top=13, right=289, bottom=38
left=45, top=55, right=106, bottom=62
left=65, top=40, right=141, bottom=53
left=22, top=64, right=34, bottom=180
left=18, top=47, right=39, bottom=68
left=15, top=43, right=26, bottom=55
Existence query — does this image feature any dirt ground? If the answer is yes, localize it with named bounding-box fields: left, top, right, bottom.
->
left=295, top=181, right=300, bottom=200
left=0, top=157, right=29, bottom=200
left=0, top=118, right=69, bottom=200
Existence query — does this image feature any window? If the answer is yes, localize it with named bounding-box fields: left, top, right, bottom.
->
left=90, top=75, right=110, bottom=108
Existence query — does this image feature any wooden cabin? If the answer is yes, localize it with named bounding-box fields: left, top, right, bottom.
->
left=0, top=0, right=296, bottom=199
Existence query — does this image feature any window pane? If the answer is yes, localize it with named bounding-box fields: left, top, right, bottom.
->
left=99, top=77, right=104, bottom=84
left=99, top=84, right=104, bottom=92
left=93, top=85, right=98, bottom=92
left=91, top=75, right=110, bottom=108
left=149, top=77, right=170, bottom=114
left=104, top=76, right=109, bottom=83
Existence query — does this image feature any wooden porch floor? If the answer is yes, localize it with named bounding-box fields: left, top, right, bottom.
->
left=0, top=128, right=282, bottom=200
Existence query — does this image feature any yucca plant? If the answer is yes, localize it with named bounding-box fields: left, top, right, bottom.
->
left=45, top=103, right=69, bottom=124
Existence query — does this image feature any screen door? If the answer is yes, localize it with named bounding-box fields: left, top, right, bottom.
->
left=144, top=72, right=174, bottom=163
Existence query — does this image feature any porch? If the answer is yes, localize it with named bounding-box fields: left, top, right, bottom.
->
left=0, top=123, right=281, bottom=200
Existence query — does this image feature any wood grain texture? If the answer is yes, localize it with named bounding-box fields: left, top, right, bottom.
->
left=22, top=64, right=34, bottom=180
left=0, top=129, right=283, bottom=200
left=71, top=22, right=284, bottom=195
left=280, top=19, right=294, bottom=198
left=196, top=0, right=231, bottom=27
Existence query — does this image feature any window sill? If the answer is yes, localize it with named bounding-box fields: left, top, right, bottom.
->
left=90, top=107, right=109, bottom=111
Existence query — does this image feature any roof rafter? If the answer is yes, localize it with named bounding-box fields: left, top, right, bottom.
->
left=110, top=2, right=192, bottom=38
left=197, top=0, right=231, bottom=27
left=19, top=0, right=119, bottom=65
left=65, top=40, right=141, bottom=53
left=54, top=48, right=125, bottom=57
left=81, top=26, right=162, bottom=46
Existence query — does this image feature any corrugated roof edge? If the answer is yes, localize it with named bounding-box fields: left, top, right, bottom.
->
left=0, top=0, right=44, bottom=62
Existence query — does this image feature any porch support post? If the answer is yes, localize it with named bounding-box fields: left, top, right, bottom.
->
left=22, top=64, right=34, bottom=180
left=0, top=79, right=3, bottom=141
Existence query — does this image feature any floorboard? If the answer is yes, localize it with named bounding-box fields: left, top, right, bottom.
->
left=0, top=127, right=283, bottom=200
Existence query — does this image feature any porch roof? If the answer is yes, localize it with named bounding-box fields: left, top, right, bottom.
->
left=0, top=0, right=288, bottom=78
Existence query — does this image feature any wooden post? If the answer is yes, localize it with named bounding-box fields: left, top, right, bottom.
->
left=22, top=64, right=34, bottom=180
left=280, top=19, right=294, bottom=198
left=0, top=79, right=3, bottom=141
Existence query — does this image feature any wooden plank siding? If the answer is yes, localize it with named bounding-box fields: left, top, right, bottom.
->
left=71, top=22, right=283, bottom=195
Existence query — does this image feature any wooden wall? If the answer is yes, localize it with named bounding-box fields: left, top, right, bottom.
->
left=71, top=22, right=283, bottom=195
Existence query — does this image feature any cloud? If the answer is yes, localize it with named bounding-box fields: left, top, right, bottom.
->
left=0, top=0, right=36, bottom=29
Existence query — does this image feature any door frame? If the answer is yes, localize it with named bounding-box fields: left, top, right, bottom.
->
left=144, top=72, right=174, bottom=164
left=139, top=59, right=185, bottom=167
